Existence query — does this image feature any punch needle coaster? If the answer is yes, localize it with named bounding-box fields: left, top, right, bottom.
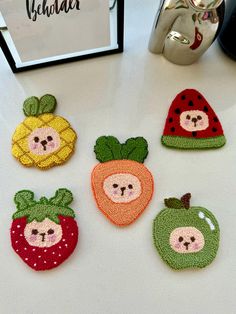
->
left=12, top=94, right=77, bottom=170
left=91, top=136, right=154, bottom=226
left=11, top=189, right=79, bottom=271
left=161, top=89, right=226, bottom=149
left=153, top=193, right=220, bottom=270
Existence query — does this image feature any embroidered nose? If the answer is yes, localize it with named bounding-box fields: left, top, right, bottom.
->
left=184, top=242, right=190, bottom=250
left=40, top=233, right=46, bottom=242
left=191, top=117, right=198, bottom=127
left=41, top=140, right=48, bottom=150
left=120, top=187, right=126, bottom=196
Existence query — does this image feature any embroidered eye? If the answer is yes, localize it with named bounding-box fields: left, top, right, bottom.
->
left=186, top=115, right=191, bottom=120
left=128, top=184, right=133, bottom=189
left=47, top=229, right=54, bottom=235
left=32, top=229, right=38, bottom=235
left=34, top=137, right=39, bottom=143
left=197, top=116, right=202, bottom=120
left=191, top=236, right=195, bottom=242
left=179, top=236, right=184, bottom=242
left=47, top=136, right=53, bottom=141
left=113, top=184, right=118, bottom=188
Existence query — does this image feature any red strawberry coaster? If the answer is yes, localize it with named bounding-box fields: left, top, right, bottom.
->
left=162, top=89, right=226, bottom=149
left=11, top=189, right=78, bottom=271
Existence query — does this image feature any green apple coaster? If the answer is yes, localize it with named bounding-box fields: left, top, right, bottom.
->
left=153, top=193, right=220, bottom=270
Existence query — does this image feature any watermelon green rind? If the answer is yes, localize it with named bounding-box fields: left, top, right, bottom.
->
left=162, top=135, right=226, bottom=149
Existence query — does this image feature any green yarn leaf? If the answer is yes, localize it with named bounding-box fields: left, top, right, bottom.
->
left=49, top=189, right=73, bottom=207
left=38, top=94, right=57, bottom=114
left=164, top=198, right=184, bottom=209
left=13, top=209, right=32, bottom=220
left=94, top=136, right=122, bottom=162
left=23, top=94, right=56, bottom=116
left=121, top=137, right=148, bottom=163
left=94, top=136, right=149, bottom=163
left=14, top=190, right=36, bottom=211
left=23, top=96, right=40, bottom=117
left=12, top=189, right=75, bottom=224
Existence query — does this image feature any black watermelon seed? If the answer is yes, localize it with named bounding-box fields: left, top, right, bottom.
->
left=171, top=127, right=175, bottom=132
left=175, top=108, right=181, bottom=114
left=212, top=127, right=217, bottom=132
left=198, top=95, right=202, bottom=100
left=188, top=100, right=194, bottom=106
left=214, top=117, right=219, bottom=122
left=203, top=106, right=208, bottom=112
left=169, top=117, right=173, bottom=123
left=192, top=131, right=197, bottom=137
left=181, top=95, right=186, bottom=100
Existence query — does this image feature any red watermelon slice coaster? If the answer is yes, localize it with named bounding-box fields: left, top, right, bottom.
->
left=162, top=89, right=226, bottom=149
left=11, top=189, right=78, bottom=271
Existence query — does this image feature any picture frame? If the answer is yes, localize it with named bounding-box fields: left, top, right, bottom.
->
left=0, top=0, right=124, bottom=73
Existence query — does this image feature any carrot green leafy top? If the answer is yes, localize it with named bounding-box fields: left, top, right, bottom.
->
left=13, top=189, right=75, bottom=224
left=94, top=136, right=149, bottom=163
left=23, top=94, right=57, bottom=117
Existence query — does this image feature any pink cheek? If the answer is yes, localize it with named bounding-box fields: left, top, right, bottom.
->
left=48, top=235, right=57, bottom=243
left=194, top=243, right=199, bottom=250
left=199, top=121, right=204, bottom=126
left=31, top=143, right=39, bottom=150
left=129, top=191, right=133, bottom=196
left=113, top=190, right=118, bottom=195
left=174, top=243, right=181, bottom=249
left=29, top=235, right=37, bottom=242
left=48, top=142, right=55, bottom=148
left=184, top=121, right=190, bottom=126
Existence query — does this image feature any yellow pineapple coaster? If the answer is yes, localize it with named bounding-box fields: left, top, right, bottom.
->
left=12, top=94, right=77, bottom=170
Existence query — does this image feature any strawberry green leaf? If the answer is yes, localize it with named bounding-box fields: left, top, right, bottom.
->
left=121, top=137, right=148, bottom=163
left=164, top=198, right=184, bottom=209
left=23, top=96, right=40, bottom=117
left=94, top=136, right=122, bottom=162
left=13, top=209, right=31, bottom=220
left=49, top=189, right=73, bottom=207
left=14, top=190, right=36, bottom=211
left=38, top=94, right=57, bottom=115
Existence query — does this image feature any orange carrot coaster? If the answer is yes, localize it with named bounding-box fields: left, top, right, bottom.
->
left=91, top=136, right=154, bottom=226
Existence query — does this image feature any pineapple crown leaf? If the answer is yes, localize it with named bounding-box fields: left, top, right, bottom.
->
left=23, top=94, right=57, bottom=117
left=164, top=193, right=191, bottom=209
left=13, top=189, right=75, bottom=224
left=94, top=136, right=149, bottom=163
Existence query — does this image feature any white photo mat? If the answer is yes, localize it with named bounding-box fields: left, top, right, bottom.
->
left=0, top=0, right=111, bottom=62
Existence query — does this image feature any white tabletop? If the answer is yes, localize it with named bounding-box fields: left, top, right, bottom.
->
left=0, top=1, right=236, bottom=313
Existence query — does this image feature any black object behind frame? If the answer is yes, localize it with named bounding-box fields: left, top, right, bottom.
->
left=0, top=0, right=124, bottom=73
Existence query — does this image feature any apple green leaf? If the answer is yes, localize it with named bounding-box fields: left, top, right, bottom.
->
left=121, top=137, right=148, bottom=163
left=164, top=197, right=184, bottom=209
left=94, top=136, right=122, bottom=162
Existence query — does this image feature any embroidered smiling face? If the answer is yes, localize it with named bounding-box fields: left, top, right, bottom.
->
left=28, top=127, right=61, bottom=155
left=103, top=173, right=142, bottom=203
left=170, top=226, right=205, bottom=253
left=180, top=110, right=209, bottom=132
left=189, top=0, right=223, bottom=10
left=24, top=218, right=63, bottom=248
